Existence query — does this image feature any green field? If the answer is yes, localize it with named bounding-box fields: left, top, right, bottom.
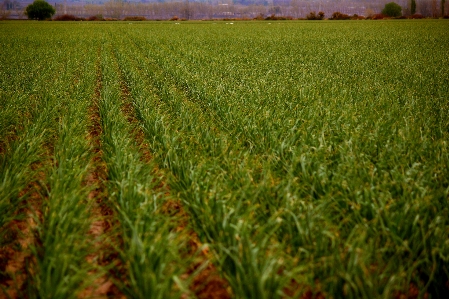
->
left=1, top=20, right=448, bottom=298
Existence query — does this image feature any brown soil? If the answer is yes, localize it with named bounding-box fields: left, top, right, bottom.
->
left=117, top=71, right=152, bottom=164
left=282, top=278, right=326, bottom=299
left=79, top=167, right=124, bottom=299
left=300, top=290, right=325, bottom=299
left=0, top=180, right=43, bottom=299
left=120, top=100, right=152, bottom=164
left=163, top=200, right=232, bottom=299
left=111, top=48, right=231, bottom=298
left=0, top=142, right=4, bottom=156
left=394, top=283, right=429, bottom=299
left=78, top=54, right=124, bottom=299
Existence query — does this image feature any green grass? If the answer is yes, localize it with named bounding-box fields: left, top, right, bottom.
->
left=1, top=20, right=448, bottom=298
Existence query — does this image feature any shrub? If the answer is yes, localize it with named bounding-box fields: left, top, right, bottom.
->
left=253, top=13, right=264, bottom=20
left=264, top=14, right=293, bottom=20
left=0, top=9, right=11, bottom=20
left=25, top=0, right=55, bottom=20
left=349, top=14, right=366, bottom=20
left=381, top=2, right=402, bottom=17
left=123, top=16, right=146, bottom=21
left=372, top=13, right=388, bottom=20
left=87, top=14, right=103, bottom=21
left=54, top=14, right=79, bottom=21
left=330, top=12, right=350, bottom=20
left=307, top=11, right=325, bottom=20
left=306, top=11, right=316, bottom=20
left=408, top=13, right=424, bottom=19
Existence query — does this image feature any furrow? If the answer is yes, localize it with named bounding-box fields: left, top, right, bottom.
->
left=110, top=34, right=232, bottom=299
left=98, top=40, right=189, bottom=298
left=27, top=37, right=101, bottom=299
left=0, top=180, right=45, bottom=299
left=79, top=47, right=124, bottom=299
left=164, top=200, right=232, bottom=299
left=0, top=107, right=55, bottom=299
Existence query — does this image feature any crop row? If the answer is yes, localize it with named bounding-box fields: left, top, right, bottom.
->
left=1, top=20, right=448, bottom=298
left=109, top=20, right=449, bottom=297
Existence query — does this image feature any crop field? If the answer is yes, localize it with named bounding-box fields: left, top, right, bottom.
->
left=1, top=20, right=448, bottom=298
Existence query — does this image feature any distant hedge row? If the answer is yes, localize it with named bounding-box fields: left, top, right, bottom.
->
left=53, top=14, right=147, bottom=21
left=51, top=12, right=448, bottom=22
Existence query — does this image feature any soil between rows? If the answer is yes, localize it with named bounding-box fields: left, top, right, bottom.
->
left=116, top=62, right=231, bottom=298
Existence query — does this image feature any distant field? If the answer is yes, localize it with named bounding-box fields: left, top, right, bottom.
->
left=1, top=20, right=448, bottom=298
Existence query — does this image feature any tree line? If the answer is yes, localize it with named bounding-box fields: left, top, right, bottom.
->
left=2, top=0, right=448, bottom=20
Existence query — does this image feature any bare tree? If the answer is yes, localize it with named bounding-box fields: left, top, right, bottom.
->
left=104, top=0, right=124, bottom=19
left=13, top=1, right=25, bottom=19
left=432, top=0, right=438, bottom=17
left=418, top=0, right=432, bottom=16
left=1, top=0, right=13, bottom=19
